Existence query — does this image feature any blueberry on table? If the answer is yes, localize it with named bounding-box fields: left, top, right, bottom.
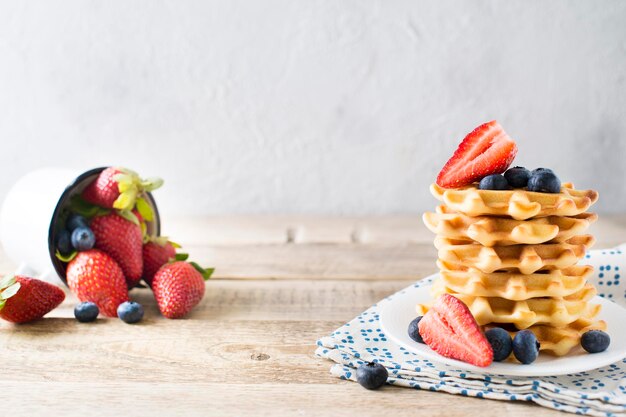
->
left=66, top=214, right=88, bottom=232
left=485, top=328, right=513, bottom=362
left=356, top=362, right=388, bottom=390
left=513, top=330, right=540, bottom=364
left=117, top=301, right=144, bottom=324
left=527, top=169, right=561, bottom=193
left=408, top=316, right=425, bottom=344
left=56, top=229, right=72, bottom=255
left=74, top=302, right=99, bottom=323
left=71, top=227, right=96, bottom=251
left=478, top=174, right=509, bottom=190
left=581, top=330, right=610, bottom=353
left=504, top=166, right=531, bottom=188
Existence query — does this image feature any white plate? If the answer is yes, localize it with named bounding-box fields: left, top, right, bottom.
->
left=379, top=274, right=626, bottom=377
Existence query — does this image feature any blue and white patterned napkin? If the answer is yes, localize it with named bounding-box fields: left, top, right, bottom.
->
left=316, top=245, right=626, bottom=417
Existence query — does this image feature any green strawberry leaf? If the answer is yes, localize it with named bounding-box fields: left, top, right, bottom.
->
left=141, top=177, right=164, bottom=192
left=69, top=196, right=110, bottom=218
left=0, top=282, right=20, bottom=300
left=190, top=262, right=214, bottom=281
left=113, top=189, right=138, bottom=211
left=136, top=197, right=154, bottom=222
left=0, top=298, right=5, bottom=311
left=0, top=275, right=16, bottom=291
left=55, top=250, right=78, bottom=263
left=116, top=209, right=140, bottom=225
left=175, top=253, right=189, bottom=261
left=169, top=241, right=182, bottom=249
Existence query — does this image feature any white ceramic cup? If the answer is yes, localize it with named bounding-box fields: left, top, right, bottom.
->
left=0, top=167, right=160, bottom=286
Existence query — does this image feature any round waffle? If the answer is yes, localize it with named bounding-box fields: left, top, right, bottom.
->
left=423, top=205, right=597, bottom=247
left=430, top=183, right=598, bottom=220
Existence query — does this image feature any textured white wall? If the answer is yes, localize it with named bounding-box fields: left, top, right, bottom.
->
left=0, top=0, right=624, bottom=215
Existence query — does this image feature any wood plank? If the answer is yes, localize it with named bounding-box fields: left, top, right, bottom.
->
left=1, top=381, right=562, bottom=417
left=185, top=243, right=438, bottom=280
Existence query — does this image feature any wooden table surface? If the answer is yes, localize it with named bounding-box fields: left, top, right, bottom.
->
left=2, top=214, right=626, bottom=416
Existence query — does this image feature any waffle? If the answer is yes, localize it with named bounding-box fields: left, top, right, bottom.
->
left=430, top=183, right=599, bottom=220
left=433, top=265, right=594, bottom=300
left=417, top=285, right=600, bottom=329
left=423, top=205, right=597, bottom=246
left=435, top=235, right=595, bottom=274
left=485, top=319, right=607, bottom=357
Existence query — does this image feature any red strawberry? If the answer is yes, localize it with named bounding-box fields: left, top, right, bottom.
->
left=66, top=249, right=129, bottom=317
left=81, top=167, right=163, bottom=211
left=152, top=262, right=213, bottom=319
left=0, top=275, right=65, bottom=323
left=91, top=213, right=144, bottom=287
left=418, top=294, right=493, bottom=367
left=143, top=240, right=178, bottom=286
left=436, top=121, right=517, bottom=188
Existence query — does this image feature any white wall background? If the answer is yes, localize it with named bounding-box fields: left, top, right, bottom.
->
left=0, top=0, right=624, bottom=215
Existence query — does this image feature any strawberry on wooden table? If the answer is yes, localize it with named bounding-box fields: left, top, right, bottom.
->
left=143, top=238, right=186, bottom=286
left=66, top=249, right=129, bottom=317
left=436, top=120, right=517, bottom=188
left=90, top=212, right=144, bottom=287
left=152, top=261, right=213, bottom=319
left=418, top=293, right=493, bottom=367
left=0, top=275, right=65, bottom=323
left=81, top=167, right=163, bottom=211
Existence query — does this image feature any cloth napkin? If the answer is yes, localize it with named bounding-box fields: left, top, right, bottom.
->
left=316, top=245, right=626, bottom=417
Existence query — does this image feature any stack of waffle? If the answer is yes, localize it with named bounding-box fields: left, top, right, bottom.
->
left=420, top=182, right=603, bottom=356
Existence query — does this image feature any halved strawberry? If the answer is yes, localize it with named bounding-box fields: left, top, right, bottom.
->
left=436, top=121, right=517, bottom=188
left=418, top=294, right=493, bottom=367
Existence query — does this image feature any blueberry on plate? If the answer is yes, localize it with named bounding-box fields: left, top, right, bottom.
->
left=407, top=316, right=425, bottom=343
left=581, top=330, right=610, bottom=353
left=56, top=229, right=72, bottom=255
left=527, top=169, right=561, bottom=193
left=74, top=301, right=99, bottom=323
left=504, top=166, right=531, bottom=188
left=66, top=213, right=88, bottom=232
left=71, top=227, right=96, bottom=251
left=117, top=301, right=144, bottom=324
left=513, top=330, right=540, bottom=364
left=356, top=362, right=388, bottom=390
left=478, top=174, right=509, bottom=190
left=485, top=327, right=513, bottom=362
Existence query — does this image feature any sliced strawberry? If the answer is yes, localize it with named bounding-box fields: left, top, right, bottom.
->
left=418, top=294, right=493, bottom=367
left=436, top=121, right=517, bottom=188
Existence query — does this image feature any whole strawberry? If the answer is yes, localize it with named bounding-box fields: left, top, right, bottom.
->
left=0, top=275, right=65, bottom=323
left=81, top=167, right=163, bottom=211
left=91, top=213, right=144, bottom=287
left=152, top=262, right=213, bottom=319
left=66, top=249, right=129, bottom=317
left=143, top=240, right=178, bottom=286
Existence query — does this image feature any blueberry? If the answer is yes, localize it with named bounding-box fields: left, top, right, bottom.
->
left=71, top=227, right=96, bottom=251
left=504, top=166, right=531, bottom=188
left=485, top=328, right=513, bottom=361
left=407, top=316, right=425, bottom=344
left=581, top=330, right=610, bottom=353
left=74, top=302, right=99, bottom=323
left=532, top=167, right=554, bottom=174
left=56, top=229, right=72, bottom=255
left=527, top=169, right=561, bottom=193
left=117, top=301, right=144, bottom=324
left=356, top=362, right=388, bottom=390
left=66, top=213, right=88, bottom=231
left=512, top=330, right=540, bottom=364
left=478, top=174, right=509, bottom=190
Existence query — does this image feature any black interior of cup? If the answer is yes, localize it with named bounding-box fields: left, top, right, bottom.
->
left=48, top=167, right=161, bottom=285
